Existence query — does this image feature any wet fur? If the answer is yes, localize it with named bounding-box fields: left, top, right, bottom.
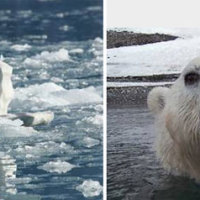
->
left=148, top=57, right=200, bottom=181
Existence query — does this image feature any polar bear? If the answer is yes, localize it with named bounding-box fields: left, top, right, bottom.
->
left=148, top=57, right=200, bottom=181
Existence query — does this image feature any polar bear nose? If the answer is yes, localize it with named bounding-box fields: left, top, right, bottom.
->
left=184, top=72, right=199, bottom=86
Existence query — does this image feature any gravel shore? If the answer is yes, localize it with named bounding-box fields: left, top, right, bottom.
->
left=107, top=30, right=178, bottom=49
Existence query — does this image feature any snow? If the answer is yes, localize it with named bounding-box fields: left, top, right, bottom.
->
left=107, top=28, right=200, bottom=77
left=38, top=160, right=76, bottom=174
left=76, top=179, right=102, bottom=198
left=107, top=81, right=173, bottom=87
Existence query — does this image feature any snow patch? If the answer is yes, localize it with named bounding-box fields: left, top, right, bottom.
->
left=108, top=36, right=200, bottom=77
left=107, top=81, right=173, bottom=87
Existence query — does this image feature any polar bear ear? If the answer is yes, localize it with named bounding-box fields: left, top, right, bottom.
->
left=147, top=87, right=169, bottom=115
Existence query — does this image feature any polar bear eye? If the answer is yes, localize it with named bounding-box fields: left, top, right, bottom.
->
left=184, top=72, right=199, bottom=86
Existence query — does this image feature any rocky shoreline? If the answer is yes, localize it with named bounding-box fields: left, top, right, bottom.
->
left=107, top=30, right=178, bottom=49
left=107, top=30, right=179, bottom=105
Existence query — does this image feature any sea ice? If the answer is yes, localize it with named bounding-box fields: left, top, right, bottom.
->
left=23, top=48, right=71, bottom=67
left=82, top=137, right=100, bottom=148
left=76, top=179, right=102, bottom=198
left=38, top=160, right=76, bottom=174
left=11, top=44, right=31, bottom=51
left=11, top=82, right=102, bottom=110
left=83, top=114, right=103, bottom=126
left=0, top=118, right=36, bottom=137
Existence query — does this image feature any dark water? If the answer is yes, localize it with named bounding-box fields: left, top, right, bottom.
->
left=107, top=105, right=200, bottom=200
left=0, top=0, right=103, bottom=199
left=0, top=0, right=103, bottom=42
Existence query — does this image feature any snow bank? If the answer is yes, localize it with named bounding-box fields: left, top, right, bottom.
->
left=107, top=81, right=173, bottom=87
left=108, top=34, right=200, bottom=77
left=11, top=83, right=102, bottom=110
left=38, top=160, right=76, bottom=174
left=76, top=179, right=102, bottom=198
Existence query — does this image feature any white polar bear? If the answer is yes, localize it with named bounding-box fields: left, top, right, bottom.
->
left=0, top=60, right=53, bottom=126
left=148, top=57, right=200, bottom=181
left=0, top=60, right=14, bottom=115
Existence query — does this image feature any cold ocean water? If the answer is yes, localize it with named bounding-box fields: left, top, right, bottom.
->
left=0, top=0, right=103, bottom=199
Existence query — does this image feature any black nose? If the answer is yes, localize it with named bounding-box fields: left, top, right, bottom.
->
left=184, top=72, right=199, bottom=86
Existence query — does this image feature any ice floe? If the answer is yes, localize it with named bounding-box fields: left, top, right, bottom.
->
left=76, top=179, right=102, bottom=198
left=11, top=82, right=102, bottom=110
left=11, top=44, right=31, bottom=51
left=82, top=137, right=100, bottom=148
left=83, top=114, right=103, bottom=126
left=14, top=141, right=75, bottom=160
left=38, top=160, right=76, bottom=174
left=23, top=48, right=71, bottom=67
left=0, top=118, right=36, bottom=137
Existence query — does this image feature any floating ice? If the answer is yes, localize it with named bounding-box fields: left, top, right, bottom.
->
left=69, top=48, right=84, bottom=55
left=11, top=82, right=102, bottom=110
left=83, top=114, right=103, bottom=126
left=0, top=118, right=36, bottom=137
left=24, top=48, right=71, bottom=67
left=59, top=25, right=70, bottom=32
left=76, top=179, right=103, bottom=198
left=12, top=111, right=54, bottom=126
left=14, top=141, right=75, bottom=160
left=11, top=44, right=31, bottom=51
left=38, top=160, right=76, bottom=174
left=82, top=137, right=100, bottom=148
left=86, top=6, right=102, bottom=11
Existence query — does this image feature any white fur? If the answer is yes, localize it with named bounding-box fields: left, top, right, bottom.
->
left=148, top=57, right=200, bottom=181
left=0, top=61, right=14, bottom=115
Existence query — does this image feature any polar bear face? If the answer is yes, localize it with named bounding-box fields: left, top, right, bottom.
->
left=174, top=58, right=200, bottom=97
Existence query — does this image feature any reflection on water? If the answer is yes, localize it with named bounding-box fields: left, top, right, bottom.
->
left=0, top=153, right=17, bottom=194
